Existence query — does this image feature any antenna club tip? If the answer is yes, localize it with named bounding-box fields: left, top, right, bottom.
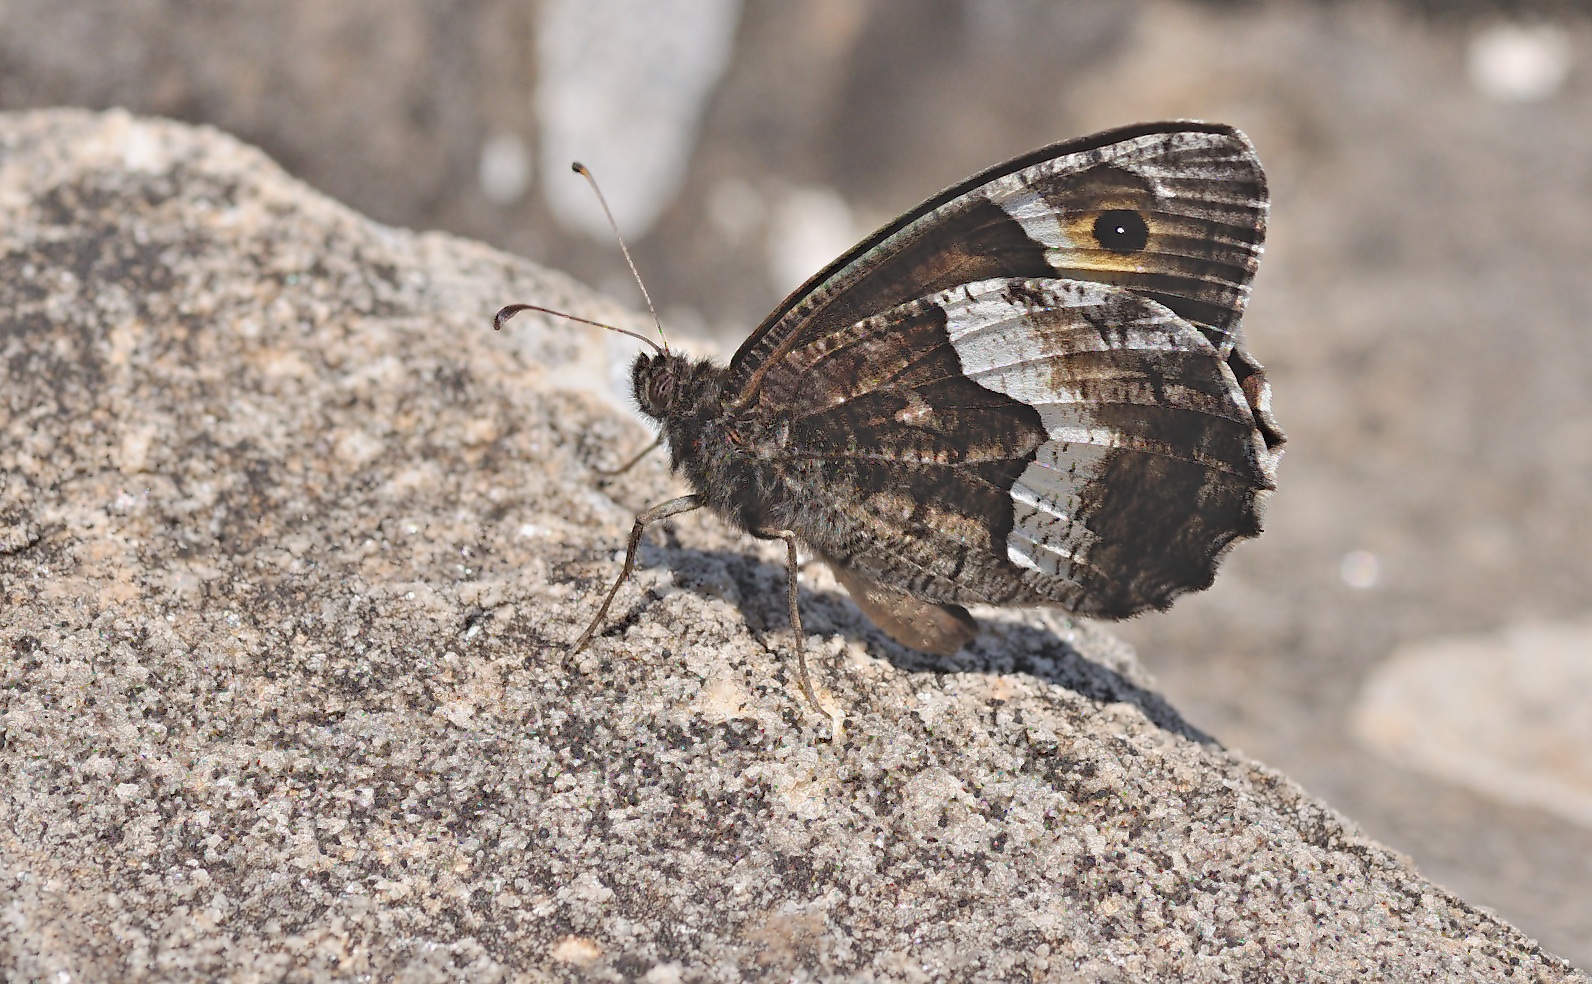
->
left=492, top=304, right=523, bottom=331
left=570, top=161, right=588, bottom=175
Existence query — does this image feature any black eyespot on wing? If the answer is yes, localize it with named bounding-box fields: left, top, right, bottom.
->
left=1093, top=209, right=1149, bottom=253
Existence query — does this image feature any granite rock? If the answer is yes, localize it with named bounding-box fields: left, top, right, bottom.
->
left=0, top=109, right=1584, bottom=983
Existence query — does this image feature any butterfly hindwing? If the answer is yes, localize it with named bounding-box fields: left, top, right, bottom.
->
left=937, top=278, right=1276, bottom=616
left=758, top=276, right=1276, bottom=622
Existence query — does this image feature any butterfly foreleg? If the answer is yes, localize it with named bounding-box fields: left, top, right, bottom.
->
left=593, top=435, right=662, bottom=479
left=574, top=493, right=706, bottom=652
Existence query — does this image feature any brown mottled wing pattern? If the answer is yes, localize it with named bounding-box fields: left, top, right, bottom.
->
left=757, top=279, right=1277, bottom=618
left=733, top=122, right=1281, bottom=625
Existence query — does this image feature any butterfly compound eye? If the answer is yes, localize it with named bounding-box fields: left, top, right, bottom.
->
left=1092, top=209, right=1149, bottom=253
left=647, top=372, right=673, bottom=410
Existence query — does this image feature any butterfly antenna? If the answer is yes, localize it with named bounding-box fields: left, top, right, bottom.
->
left=571, top=161, right=669, bottom=353
left=492, top=303, right=663, bottom=354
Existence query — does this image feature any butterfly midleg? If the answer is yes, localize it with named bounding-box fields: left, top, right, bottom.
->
left=593, top=435, right=662, bottom=479
left=757, top=528, right=823, bottom=713
left=574, top=493, right=705, bottom=651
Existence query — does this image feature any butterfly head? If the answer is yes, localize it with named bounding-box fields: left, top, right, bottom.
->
left=627, top=348, right=690, bottom=417
left=632, top=352, right=676, bottom=419
left=631, top=351, right=719, bottom=423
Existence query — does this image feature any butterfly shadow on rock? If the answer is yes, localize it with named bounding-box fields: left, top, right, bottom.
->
left=637, top=541, right=1216, bottom=747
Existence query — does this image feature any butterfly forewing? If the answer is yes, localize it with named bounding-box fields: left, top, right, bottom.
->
left=727, top=121, right=1268, bottom=407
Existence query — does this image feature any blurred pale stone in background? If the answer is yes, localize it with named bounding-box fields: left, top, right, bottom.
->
left=764, top=184, right=859, bottom=296
left=1354, top=620, right=1592, bottom=828
left=535, top=0, right=742, bottom=238
left=478, top=131, right=533, bottom=204
left=1467, top=22, right=1574, bottom=101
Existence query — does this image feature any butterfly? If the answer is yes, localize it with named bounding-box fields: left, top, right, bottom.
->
left=497, top=121, right=1285, bottom=712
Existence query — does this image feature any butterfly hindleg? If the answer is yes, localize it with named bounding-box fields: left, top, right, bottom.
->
left=754, top=528, right=825, bottom=714
left=574, top=493, right=706, bottom=651
left=773, top=528, right=827, bottom=713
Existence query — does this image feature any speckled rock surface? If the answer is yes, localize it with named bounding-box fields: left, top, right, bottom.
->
left=1, top=110, right=1583, bottom=983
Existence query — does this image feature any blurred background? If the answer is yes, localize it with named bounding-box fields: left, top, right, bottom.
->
left=3, top=0, right=1589, bottom=965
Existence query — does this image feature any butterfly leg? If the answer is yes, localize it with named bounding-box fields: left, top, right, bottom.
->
left=573, top=493, right=705, bottom=651
left=754, top=528, right=835, bottom=720
left=593, top=435, right=662, bottom=478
